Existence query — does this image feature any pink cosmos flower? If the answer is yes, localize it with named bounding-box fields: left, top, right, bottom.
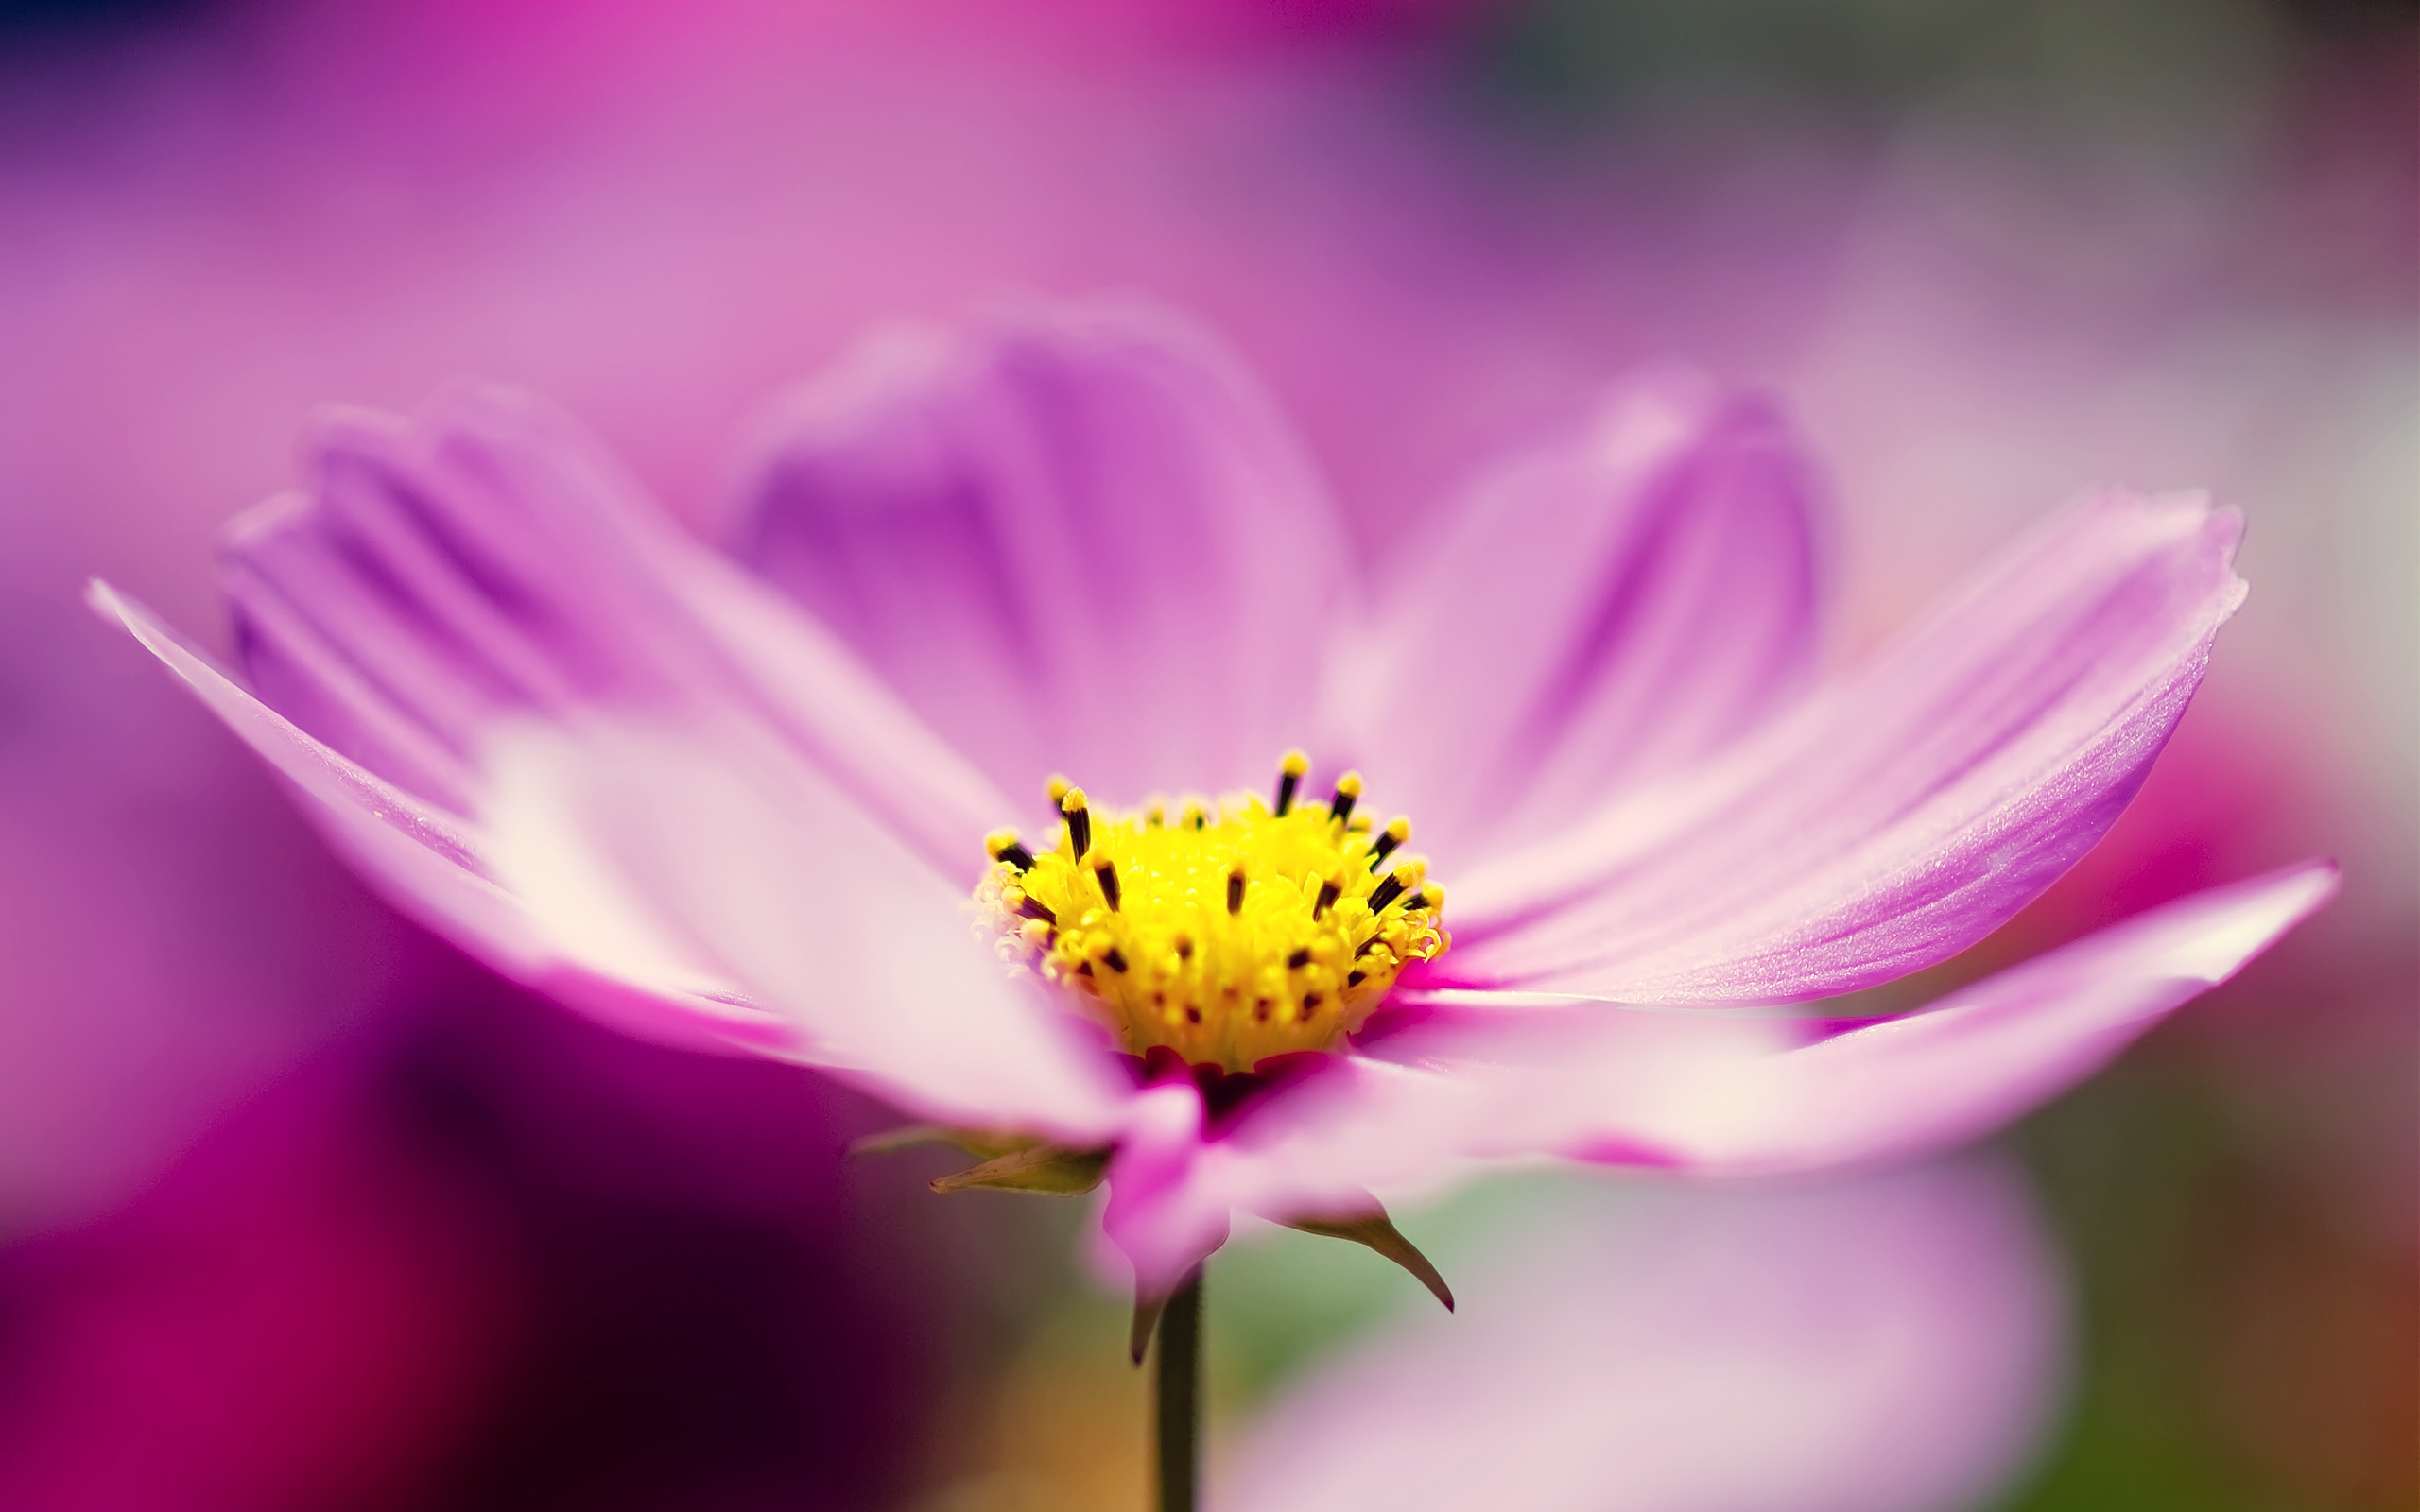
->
left=1220, top=1160, right=2067, bottom=1512
left=89, top=301, right=2334, bottom=1303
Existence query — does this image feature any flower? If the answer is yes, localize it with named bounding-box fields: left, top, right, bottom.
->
left=1219, top=1159, right=2067, bottom=1512
left=90, top=301, right=2334, bottom=1303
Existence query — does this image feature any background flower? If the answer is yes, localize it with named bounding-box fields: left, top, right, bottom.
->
left=1218, top=1159, right=2067, bottom=1512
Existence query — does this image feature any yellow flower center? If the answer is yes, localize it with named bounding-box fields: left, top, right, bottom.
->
left=975, top=751, right=1450, bottom=1073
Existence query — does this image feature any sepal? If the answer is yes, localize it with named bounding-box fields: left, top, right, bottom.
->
left=848, top=1124, right=1038, bottom=1160
left=928, top=1142, right=1113, bottom=1196
left=1285, top=1199, right=1455, bottom=1312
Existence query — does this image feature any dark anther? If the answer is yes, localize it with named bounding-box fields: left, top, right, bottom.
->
left=1093, top=858, right=1122, bottom=912
left=1286, top=948, right=1311, bottom=970
left=1369, top=871, right=1409, bottom=913
left=1016, top=895, right=1059, bottom=926
left=1402, top=891, right=1427, bottom=911
left=1062, top=791, right=1092, bottom=860
left=1313, top=878, right=1341, bottom=918
left=1346, top=970, right=1367, bottom=988
left=1103, top=947, right=1131, bottom=973
left=1299, top=993, right=1322, bottom=1021
left=993, top=840, right=1036, bottom=871
left=1227, top=869, right=1247, bottom=915
left=1355, top=936, right=1379, bottom=957
left=1274, top=765, right=1303, bottom=817
left=1185, top=1006, right=1202, bottom=1023
left=1174, top=936, right=1195, bottom=960
left=1367, top=820, right=1409, bottom=872
left=1328, top=775, right=1361, bottom=825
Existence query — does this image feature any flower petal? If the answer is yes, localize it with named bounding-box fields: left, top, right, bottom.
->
left=1219, top=1160, right=2066, bottom=1512
left=1099, top=1082, right=1227, bottom=1300
left=1329, top=373, right=1823, bottom=867
left=1629, top=860, right=2340, bottom=1176
left=734, top=301, right=1351, bottom=809
left=1123, top=863, right=2327, bottom=1241
left=1448, top=490, right=2249, bottom=1001
left=219, top=382, right=1007, bottom=879
left=482, top=716, right=1132, bottom=1143
left=84, top=582, right=793, bottom=1057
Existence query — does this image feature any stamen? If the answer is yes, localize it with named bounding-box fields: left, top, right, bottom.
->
left=1313, top=873, right=1342, bottom=918
left=1061, top=787, right=1092, bottom=861
left=1367, top=816, right=1409, bottom=872
left=1273, top=749, right=1309, bottom=817
left=1368, top=863, right=1417, bottom=914
left=977, top=754, right=1448, bottom=1072
left=985, top=829, right=1036, bottom=872
left=1046, top=775, right=1072, bottom=807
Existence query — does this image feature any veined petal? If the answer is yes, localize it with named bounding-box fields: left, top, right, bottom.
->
left=1220, top=1161, right=2066, bottom=1512
left=482, top=717, right=1132, bottom=1143
left=220, top=382, right=1006, bottom=880
left=1448, top=490, right=2248, bottom=1002
left=1141, top=863, right=2327, bottom=1233
left=1630, top=861, right=2339, bottom=1176
left=84, top=583, right=795, bottom=1058
left=1329, top=373, right=1822, bottom=868
left=734, top=301, right=1351, bottom=811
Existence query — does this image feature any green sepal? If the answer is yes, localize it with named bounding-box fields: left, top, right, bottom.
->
left=848, top=1125, right=1038, bottom=1161
left=1286, top=1203, right=1455, bottom=1312
left=928, top=1142, right=1112, bottom=1196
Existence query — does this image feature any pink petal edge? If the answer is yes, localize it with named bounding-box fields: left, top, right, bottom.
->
left=85, top=580, right=796, bottom=1058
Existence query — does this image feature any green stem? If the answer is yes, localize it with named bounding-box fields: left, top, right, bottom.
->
left=1154, top=1269, right=1203, bottom=1512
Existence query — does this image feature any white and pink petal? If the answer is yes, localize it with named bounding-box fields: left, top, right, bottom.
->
left=86, top=583, right=792, bottom=1057
left=481, top=716, right=1133, bottom=1143
left=1448, top=490, right=2250, bottom=1003
left=734, top=301, right=1353, bottom=814
left=1108, top=861, right=2330, bottom=1254
left=1329, top=372, right=1824, bottom=869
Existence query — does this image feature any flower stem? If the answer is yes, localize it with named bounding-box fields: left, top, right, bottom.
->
left=1154, top=1269, right=1202, bottom=1512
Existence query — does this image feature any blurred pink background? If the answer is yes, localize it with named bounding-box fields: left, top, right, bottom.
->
left=0, top=1, right=2411, bottom=1507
